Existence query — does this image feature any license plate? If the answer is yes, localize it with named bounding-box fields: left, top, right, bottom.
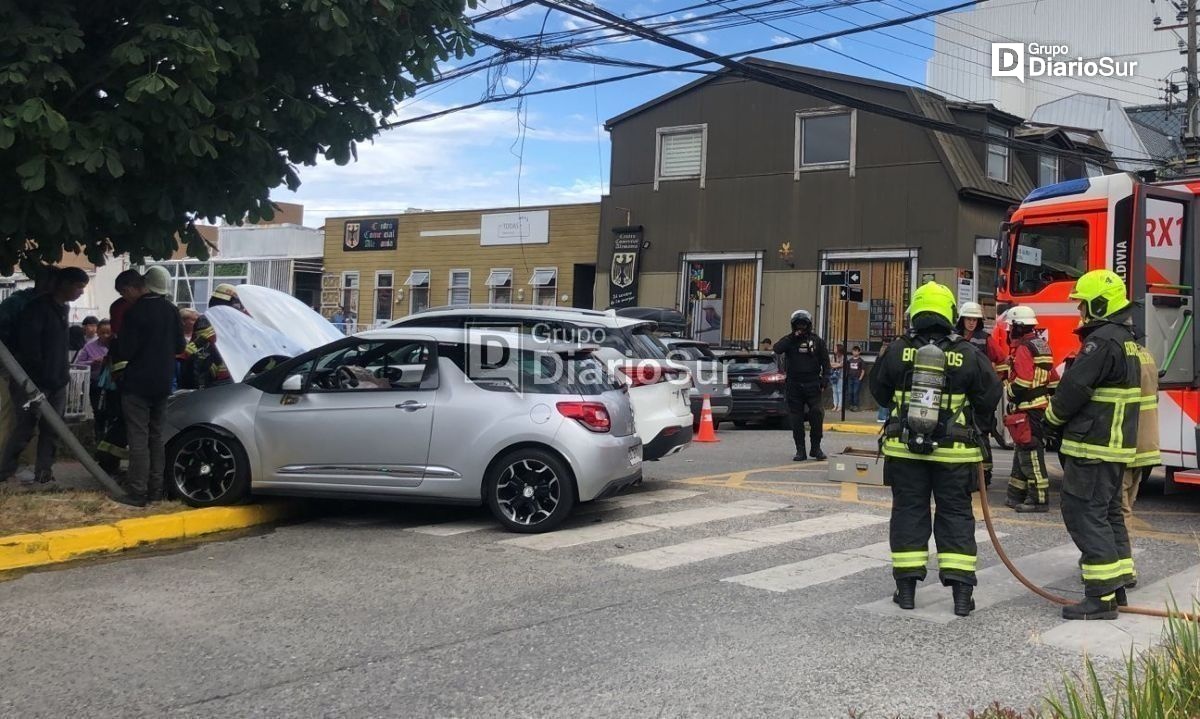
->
left=732, top=382, right=752, bottom=391
left=628, top=446, right=643, bottom=466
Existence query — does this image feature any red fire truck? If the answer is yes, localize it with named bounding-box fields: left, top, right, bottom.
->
left=995, top=172, right=1200, bottom=491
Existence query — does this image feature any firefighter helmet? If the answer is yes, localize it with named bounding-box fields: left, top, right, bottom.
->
left=1069, top=270, right=1129, bottom=319
left=907, top=281, right=957, bottom=324
left=959, top=302, right=984, bottom=319
left=1007, top=305, right=1038, bottom=327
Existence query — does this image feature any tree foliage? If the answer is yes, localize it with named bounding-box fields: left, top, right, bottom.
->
left=0, top=0, right=475, bottom=275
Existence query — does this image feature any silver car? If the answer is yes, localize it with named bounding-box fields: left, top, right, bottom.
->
left=163, top=327, right=643, bottom=533
left=660, top=337, right=732, bottom=430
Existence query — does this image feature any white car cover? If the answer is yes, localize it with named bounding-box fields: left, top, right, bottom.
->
left=234, top=284, right=343, bottom=352
left=203, top=306, right=300, bottom=382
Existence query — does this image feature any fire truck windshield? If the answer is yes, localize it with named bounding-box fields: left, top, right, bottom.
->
left=1010, top=223, right=1088, bottom=296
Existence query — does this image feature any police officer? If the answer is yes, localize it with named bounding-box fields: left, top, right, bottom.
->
left=773, top=309, right=830, bottom=461
left=1004, top=306, right=1058, bottom=513
left=1043, top=270, right=1141, bottom=620
left=870, top=282, right=1001, bottom=617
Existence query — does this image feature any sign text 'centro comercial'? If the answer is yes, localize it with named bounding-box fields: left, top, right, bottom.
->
left=991, top=43, right=1138, bottom=83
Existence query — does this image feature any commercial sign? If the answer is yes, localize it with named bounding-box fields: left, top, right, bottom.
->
left=608, top=226, right=644, bottom=309
left=481, top=210, right=550, bottom=246
left=343, top=218, right=398, bottom=252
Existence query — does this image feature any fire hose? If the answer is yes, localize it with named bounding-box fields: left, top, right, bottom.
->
left=975, top=463, right=1198, bottom=622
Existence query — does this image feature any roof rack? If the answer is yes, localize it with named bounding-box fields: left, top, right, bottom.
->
left=418, top=303, right=614, bottom=317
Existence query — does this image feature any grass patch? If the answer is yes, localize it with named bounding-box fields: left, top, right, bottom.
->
left=0, top=486, right=187, bottom=536
left=1046, top=605, right=1200, bottom=718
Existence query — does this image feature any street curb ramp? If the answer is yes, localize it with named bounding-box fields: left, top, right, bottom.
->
left=0, top=503, right=301, bottom=572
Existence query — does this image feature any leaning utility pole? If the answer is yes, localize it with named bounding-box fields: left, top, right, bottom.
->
left=1188, top=0, right=1199, bottom=163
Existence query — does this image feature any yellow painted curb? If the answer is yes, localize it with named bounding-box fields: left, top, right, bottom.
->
left=0, top=502, right=299, bottom=573
left=824, top=422, right=882, bottom=436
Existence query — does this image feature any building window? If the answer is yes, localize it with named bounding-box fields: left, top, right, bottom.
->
left=340, top=272, right=360, bottom=327
left=1038, top=153, right=1060, bottom=187
left=374, top=271, right=394, bottom=324
left=448, top=269, right=471, bottom=306
left=405, top=269, right=430, bottom=314
left=1085, top=161, right=1104, bottom=178
left=166, top=262, right=248, bottom=312
left=486, top=268, right=513, bottom=304
left=529, top=267, right=558, bottom=306
left=654, top=124, right=707, bottom=190
left=987, top=123, right=1010, bottom=182
left=795, top=109, right=856, bottom=177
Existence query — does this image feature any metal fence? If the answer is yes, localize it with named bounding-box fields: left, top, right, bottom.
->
left=65, top=368, right=92, bottom=420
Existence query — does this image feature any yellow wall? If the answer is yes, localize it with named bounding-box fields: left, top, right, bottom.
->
left=322, top=203, right=600, bottom=325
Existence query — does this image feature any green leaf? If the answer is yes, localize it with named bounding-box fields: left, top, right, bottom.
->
left=0, top=126, right=13, bottom=150
left=18, top=156, right=46, bottom=192
left=52, top=161, right=80, bottom=196
left=20, top=100, right=44, bottom=123
left=330, top=6, right=349, bottom=27
left=105, top=151, right=125, bottom=178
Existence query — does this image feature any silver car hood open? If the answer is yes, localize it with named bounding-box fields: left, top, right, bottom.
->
left=235, top=285, right=343, bottom=352
left=204, top=306, right=301, bottom=382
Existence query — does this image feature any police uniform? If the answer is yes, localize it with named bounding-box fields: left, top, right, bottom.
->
left=1044, top=270, right=1140, bottom=620
left=773, top=312, right=830, bottom=460
left=1005, top=314, right=1059, bottom=512
left=870, top=282, right=1002, bottom=616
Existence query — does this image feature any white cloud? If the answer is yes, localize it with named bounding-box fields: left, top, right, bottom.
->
left=770, top=35, right=792, bottom=46
left=562, top=17, right=588, bottom=31
left=682, top=11, right=696, bottom=20
left=689, top=32, right=710, bottom=46
left=502, top=77, right=523, bottom=91
left=280, top=101, right=608, bottom=228
left=821, top=37, right=843, bottom=50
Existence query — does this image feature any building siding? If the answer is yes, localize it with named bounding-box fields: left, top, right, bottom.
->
left=323, top=203, right=599, bottom=326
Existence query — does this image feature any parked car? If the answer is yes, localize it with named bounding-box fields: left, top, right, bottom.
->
left=164, top=327, right=643, bottom=533
left=614, top=306, right=687, bottom=336
left=390, top=305, right=694, bottom=461
left=721, top=352, right=789, bottom=428
left=660, top=337, right=731, bottom=430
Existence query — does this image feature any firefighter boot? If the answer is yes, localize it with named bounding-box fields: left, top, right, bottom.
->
left=809, top=446, right=827, bottom=461
left=1115, top=587, right=1128, bottom=607
left=892, top=578, right=917, bottom=610
left=951, top=582, right=975, bottom=617
left=1061, top=595, right=1119, bottom=621
left=1005, top=480, right=1026, bottom=509
left=1015, top=499, right=1049, bottom=514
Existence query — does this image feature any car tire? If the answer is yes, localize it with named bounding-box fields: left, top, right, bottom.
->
left=166, top=428, right=251, bottom=508
left=733, top=421, right=748, bottom=428
left=712, top=420, right=721, bottom=431
left=484, top=448, right=577, bottom=534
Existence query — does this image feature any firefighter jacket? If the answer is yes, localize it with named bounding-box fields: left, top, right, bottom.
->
left=1130, top=345, right=1161, bottom=469
left=1044, top=309, right=1141, bottom=464
left=869, top=328, right=1002, bottom=463
left=959, top=326, right=1010, bottom=380
left=183, top=314, right=232, bottom=388
left=773, top=332, right=831, bottom=388
left=1007, top=334, right=1059, bottom=413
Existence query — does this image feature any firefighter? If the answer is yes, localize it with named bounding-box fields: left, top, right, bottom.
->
left=183, top=284, right=244, bottom=389
left=957, top=301, right=1011, bottom=460
left=1043, top=269, right=1140, bottom=621
left=1003, top=306, right=1058, bottom=513
left=1121, top=345, right=1160, bottom=547
left=773, top=309, right=830, bottom=461
left=871, top=281, right=1002, bottom=617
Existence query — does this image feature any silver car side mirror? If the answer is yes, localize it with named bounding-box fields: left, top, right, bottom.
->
left=281, top=374, right=305, bottom=392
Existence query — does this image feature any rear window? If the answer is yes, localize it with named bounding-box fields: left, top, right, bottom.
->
left=441, top=344, right=620, bottom=395
left=725, top=356, right=777, bottom=373
left=627, top=326, right=668, bottom=359
left=666, top=344, right=714, bottom=361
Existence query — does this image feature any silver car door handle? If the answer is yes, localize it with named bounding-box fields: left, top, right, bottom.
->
left=395, top=401, right=428, bottom=411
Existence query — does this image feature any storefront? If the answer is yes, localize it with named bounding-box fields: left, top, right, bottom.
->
left=677, top=252, right=764, bottom=347
left=322, top=203, right=600, bottom=330
left=819, top=249, right=919, bottom=353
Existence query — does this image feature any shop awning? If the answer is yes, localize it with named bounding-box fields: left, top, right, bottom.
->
left=485, top=269, right=512, bottom=287
left=529, top=268, right=557, bottom=286
left=404, top=270, right=430, bottom=287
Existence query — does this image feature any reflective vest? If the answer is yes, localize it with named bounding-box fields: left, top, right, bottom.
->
left=1130, top=345, right=1161, bottom=469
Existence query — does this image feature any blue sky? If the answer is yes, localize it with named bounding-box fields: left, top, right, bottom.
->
left=281, top=0, right=962, bottom=228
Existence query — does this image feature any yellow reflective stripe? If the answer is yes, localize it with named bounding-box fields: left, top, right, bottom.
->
left=1092, top=387, right=1140, bottom=400
left=111, top=361, right=128, bottom=371
left=937, top=553, right=977, bottom=572
left=1012, top=377, right=1034, bottom=388
left=96, top=441, right=129, bottom=459
left=883, top=440, right=983, bottom=463
left=1008, top=477, right=1028, bottom=490
left=1141, top=396, right=1158, bottom=408
left=913, top=363, right=942, bottom=372
left=196, top=327, right=216, bottom=340
left=891, top=551, right=928, bottom=568
left=1081, top=561, right=1126, bottom=581
left=1124, top=341, right=1139, bottom=356
left=1119, top=557, right=1137, bottom=578
left=1130, top=450, right=1161, bottom=467
left=1060, top=440, right=1135, bottom=462
left=1044, top=405, right=1064, bottom=426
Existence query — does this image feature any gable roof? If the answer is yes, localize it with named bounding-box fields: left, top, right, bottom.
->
left=1125, top=104, right=1186, bottom=163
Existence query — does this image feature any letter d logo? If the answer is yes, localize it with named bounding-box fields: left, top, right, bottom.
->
left=991, top=42, right=1025, bottom=82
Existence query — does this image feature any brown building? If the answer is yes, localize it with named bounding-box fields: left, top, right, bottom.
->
left=597, top=59, right=1115, bottom=351
left=322, top=203, right=600, bottom=329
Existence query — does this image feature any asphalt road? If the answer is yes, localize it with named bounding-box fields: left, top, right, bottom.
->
left=2, top=426, right=1199, bottom=718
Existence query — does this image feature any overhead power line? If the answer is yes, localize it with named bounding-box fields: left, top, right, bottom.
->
left=533, top=0, right=1163, bottom=166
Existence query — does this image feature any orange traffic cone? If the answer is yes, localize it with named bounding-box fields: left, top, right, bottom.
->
left=695, top=394, right=719, bottom=443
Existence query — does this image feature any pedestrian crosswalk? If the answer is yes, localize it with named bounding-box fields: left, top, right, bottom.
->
left=401, top=486, right=1199, bottom=659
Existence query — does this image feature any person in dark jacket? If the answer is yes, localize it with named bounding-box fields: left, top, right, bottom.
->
left=773, top=309, right=831, bottom=461
left=1043, top=270, right=1142, bottom=621
left=111, top=268, right=184, bottom=506
left=183, top=284, right=243, bottom=389
left=0, top=267, right=89, bottom=484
